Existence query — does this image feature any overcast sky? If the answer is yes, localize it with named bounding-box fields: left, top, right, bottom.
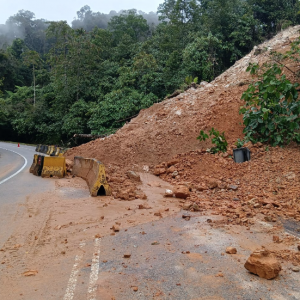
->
left=0, top=0, right=164, bottom=24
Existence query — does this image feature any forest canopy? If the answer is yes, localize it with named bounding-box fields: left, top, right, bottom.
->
left=0, top=0, right=299, bottom=145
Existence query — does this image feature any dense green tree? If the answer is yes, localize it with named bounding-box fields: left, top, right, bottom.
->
left=248, top=0, right=300, bottom=36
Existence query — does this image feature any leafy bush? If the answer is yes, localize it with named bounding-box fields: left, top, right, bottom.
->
left=197, top=128, right=228, bottom=153
left=184, top=75, right=198, bottom=85
left=235, top=138, right=245, bottom=148
left=240, top=63, right=300, bottom=146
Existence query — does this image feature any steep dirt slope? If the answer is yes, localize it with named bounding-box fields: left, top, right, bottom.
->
left=66, top=26, right=300, bottom=170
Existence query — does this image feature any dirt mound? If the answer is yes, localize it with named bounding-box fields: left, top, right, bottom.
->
left=65, top=26, right=300, bottom=170
left=155, top=143, right=300, bottom=223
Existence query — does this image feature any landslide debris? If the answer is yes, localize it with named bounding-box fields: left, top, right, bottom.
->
left=65, top=26, right=300, bottom=210
left=66, top=26, right=300, bottom=168
left=156, top=144, right=300, bottom=225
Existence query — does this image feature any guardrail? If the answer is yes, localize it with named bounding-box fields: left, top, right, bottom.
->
left=30, top=151, right=111, bottom=197
left=41, top=156, right=66, bottom=178
left=73, top=156, right=111, bottom=197
left=35, top=144, right=66, bottom=156
left=30, top=154, right=66, bottom=178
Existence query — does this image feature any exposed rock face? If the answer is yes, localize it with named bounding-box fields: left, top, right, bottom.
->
left=173, top=185, right=190, bottom=199
left=244, top=249, right=282, bottom=279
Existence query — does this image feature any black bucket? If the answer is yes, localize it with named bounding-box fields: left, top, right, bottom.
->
left=233, top=147, right=251, bottom=163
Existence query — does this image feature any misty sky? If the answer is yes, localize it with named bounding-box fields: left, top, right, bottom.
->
left=0, top=0, right=164, bottom=24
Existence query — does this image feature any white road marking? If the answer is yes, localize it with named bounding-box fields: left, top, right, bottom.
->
left=87, top=238, right=101, bottom=300
left=63, top=241, right=86, bottom=300
left=0, top=147, right=28, bottom=185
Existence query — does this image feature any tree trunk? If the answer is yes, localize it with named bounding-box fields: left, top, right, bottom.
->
left=33, top=65, right=36, bottom=106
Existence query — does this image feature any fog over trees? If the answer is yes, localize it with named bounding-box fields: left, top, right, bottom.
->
left=0, top=6, right=159, bottom=49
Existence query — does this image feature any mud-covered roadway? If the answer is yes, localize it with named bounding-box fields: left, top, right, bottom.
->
left=0, top=142, right=300, bottom=300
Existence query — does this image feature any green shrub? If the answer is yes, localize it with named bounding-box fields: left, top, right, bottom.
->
left=197, top=128, right=228, bottom=153
left=240, top=63, right=300, bottom=146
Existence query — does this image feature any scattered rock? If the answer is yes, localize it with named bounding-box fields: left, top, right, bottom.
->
left=116, top=190, right=130, bottom=201
left=132, top=286, right=138, bottom=292
left=207, top=179, right=218, bottom=189
left=143, top=165, right=149, bottom=172
left=244, top=141, right=253, bottom=149
left=172, top=171, right=179, bottom=178
left=298, top=245, right=300, bottom=251
left=228, top=185, right=238, bottom=191
left=264, top=216, right=273, bottom=222
left=191, top=203, right=201, bottom=211
left=138, top=204, right=152, bottom=209
left=112, top=225, right=120, bottom=232
left=200, top=81, right=208, bottom=87
left=182, top=202, right=193, bottom=210
left=196, top=185, right=207, bottom=191
left=273, top=236, right=280, bottom=243
left=151, top=241, right=159, bottom=245
left=23, top=270, right=38, bottom=276
left=136, top=192, right=147, bottom=200
left=124, top=253, right=131, bottom=258
left=154, top=166, right=166, bottom=176
left=226, top=247, right=237, bottom=254
left=167, top=159, right=179, bottom=167
left=291, top=267, right=300, bottom=272
left=182, top=214, right=191, bottom=220
left=284, top=172, right=296, bottom=181
left=173, top=185, right=190, bottom=199
left=164, top=189, right=174, bottom=197
left=154, top=212, right=162, bottom=217
left=127, top=171, right=141, bottom=182
left=244, top=249, right=282, bottom=279
left=167, top=166, right=177, bottom=174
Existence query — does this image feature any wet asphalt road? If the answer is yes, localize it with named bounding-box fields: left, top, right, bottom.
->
left=0, top=142, right=54, bottom=249
left=77, top=213, right=299, bottom=300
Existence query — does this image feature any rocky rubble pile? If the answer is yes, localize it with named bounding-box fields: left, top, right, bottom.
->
left=65, top=26, right=300, bottom=171
left=66, top=27, right=300, bottom=216
left=155, top=143, right=300, bottom=226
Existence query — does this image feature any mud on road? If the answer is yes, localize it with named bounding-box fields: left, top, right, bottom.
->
left=0, top=173, right=299, bottom=300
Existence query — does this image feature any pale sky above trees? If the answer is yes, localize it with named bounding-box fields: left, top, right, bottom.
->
left=0, top=0, right=163, bottom=24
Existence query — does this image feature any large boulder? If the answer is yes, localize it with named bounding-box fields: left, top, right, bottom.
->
left=244, top=249, right=282, bottom=279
